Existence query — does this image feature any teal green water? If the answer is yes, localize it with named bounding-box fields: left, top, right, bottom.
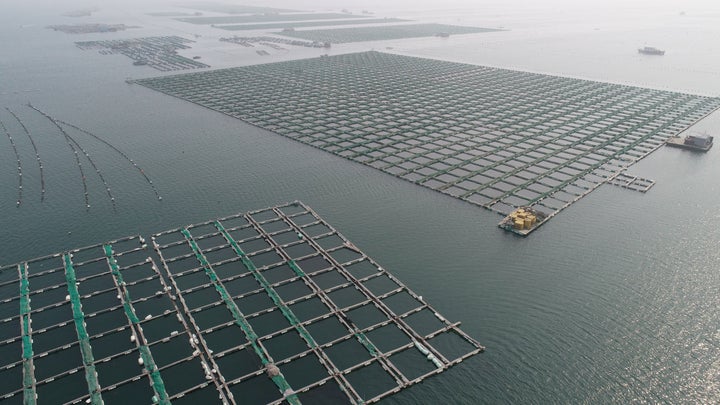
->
left=1, top=1, right=719, bottom=403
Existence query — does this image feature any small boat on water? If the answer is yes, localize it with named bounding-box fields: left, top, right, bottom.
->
left=638, top=46, right=665, bottom=55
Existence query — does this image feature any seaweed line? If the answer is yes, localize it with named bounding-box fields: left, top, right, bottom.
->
left=6, top=107, right=46, bottom=201
left=65, top=131, right=117, bottom=210
left=0, top=118, right=23, bottom=206
left=28, top=104, right=91, bottom=210
left=57, top=119, right=162, bottom=200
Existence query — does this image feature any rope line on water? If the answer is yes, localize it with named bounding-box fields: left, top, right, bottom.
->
left=6, top=107, right=45, bottom=201
left=0, top=118, right=23, bottom=206
left=57, top=119, right=162, bottom=201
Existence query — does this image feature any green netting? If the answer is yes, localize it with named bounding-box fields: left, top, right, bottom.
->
left=63, top=254, right=103, bottom=405
left=19, top=263, right=37, bottom=405
left=181, top=228, right=301, bottom=404
left=354, top=332, right=378, bottom=357
left=217, top=220, right=382, bottom=374
left=215, top=221, right=372, bottom=403
left=103, top=245, right=170, bottom=404
left=103, top=245, right=140, bottom=323
left=287, top=260, right=306, bottom=277
left=139, top=346, right=171, bottom=404
left=214, top=222, right=317, bottom=348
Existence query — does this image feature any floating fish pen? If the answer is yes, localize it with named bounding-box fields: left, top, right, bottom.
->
left=0, top=201, right=483, bottom=404
left=147, top=12, right=199, bottom=17
left=181, top=5, right=297, bottom=15
left=47, top=24, right=136, bottom=34
left=218, top=18, right=408, bottom=32
left=75, top=36, right=209, bottom=72
left=275, top=24, right=501, bottom=44
left=220, top=36, right=326, bottom=49
left=607, top=172, right=655, bottom=192
left=134, top=51, right=720, bottom=235
left=63, top=8, right=97, bottom=18
left=176, top=13, right=370, bottom=26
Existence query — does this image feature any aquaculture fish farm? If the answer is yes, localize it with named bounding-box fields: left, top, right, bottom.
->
left=76, top=36, right=209, bottom=72
left=0, top=201, right=483, bottom=404
left=176, top=13, right=370, bottom=26
left=135, top=51, right=720, bottom=232
left=178, top=4, right=297, bottom=15
left=276, top=24, right=500, bottom=44
left=218, top=18, right=408, bottom=32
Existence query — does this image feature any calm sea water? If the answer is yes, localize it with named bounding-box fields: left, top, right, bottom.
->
left=1, top=1, right=718, bottom=403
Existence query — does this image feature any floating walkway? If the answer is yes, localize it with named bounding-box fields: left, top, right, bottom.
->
left=18, top=263, right=36, bottom=404
left=63, top=253, right=104, bottom=403
left=607, top=171, right=655, bottom=193
left=135, top=51, right=720, bottom=235
left=0, top=201, right=483, bottom=404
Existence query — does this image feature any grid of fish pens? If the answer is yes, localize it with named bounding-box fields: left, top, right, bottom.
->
left=135, top=51, right=720, bottom=224
left=0, top=201, right=483, bottom=404
left=76, top=36, right=209, bottom=72
left=0, top=236, right=220, bottom=404
left=218, top=18, right=408, bottom=32
left=275, top=24, right=501, bottom=44
left=175, top=13, right=370, bottom=26
left=151, top=201, right=484, bottom=404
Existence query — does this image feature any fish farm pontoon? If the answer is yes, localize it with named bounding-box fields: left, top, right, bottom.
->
left=134, top=51, right=720, bottom=235
left=0, top=201, right=483, bottom=404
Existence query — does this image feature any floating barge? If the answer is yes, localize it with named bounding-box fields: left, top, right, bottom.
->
left=638, top=46, right=665, bottom=55
left=0, top=201, right=483, bottom=404
left=498, top=207, right=548, bottom=236
left=666, top=134, right=713, bottom=151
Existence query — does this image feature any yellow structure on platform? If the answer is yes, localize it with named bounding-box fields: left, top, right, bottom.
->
left=509, top=208, right=537, bottom=230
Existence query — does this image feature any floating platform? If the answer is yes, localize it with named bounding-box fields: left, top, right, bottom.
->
left=665, top=134, right=713, bottom=151
left=0, top=201, right=483, bottom=404
left=607, top=171, right=655, bottom=192
left=498, top=207, right=548, bottom=236
left=275, top=24, right=501, bottom=43
left=134, top=51, right=720, bottom=234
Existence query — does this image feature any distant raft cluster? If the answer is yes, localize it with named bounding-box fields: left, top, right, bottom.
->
left=0, top=201, right=483, bottom=404
left=47, top=24, right=137, bottom=34
left=0, top=104, right=160, bottom=210
left=75, top=36, right=209, bottom=72
left=219, top=36, right=328, bottom=49
left=161, top=5, right=499, bottom=44
left=135, top=51, right=720, bottom=233
left=275, top=24, right=501, bottom=44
